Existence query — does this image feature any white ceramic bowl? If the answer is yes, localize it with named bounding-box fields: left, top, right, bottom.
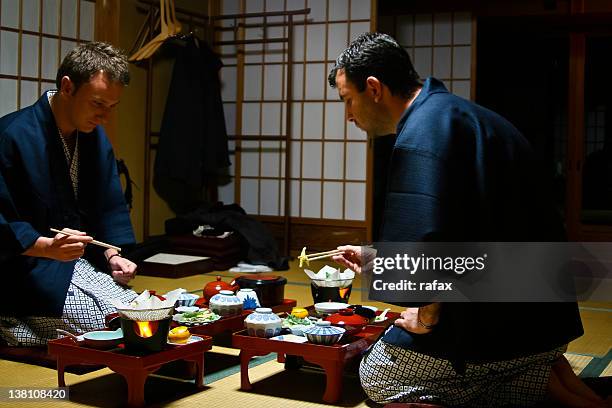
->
left=176, top=306, right=200, bottom=313
left=176, top=293, right=199, bottom=307
left=314, top=302, right=348, bottom=316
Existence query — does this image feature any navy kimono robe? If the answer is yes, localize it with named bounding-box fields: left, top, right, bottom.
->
left=0, top=93, right=135, bottom=317
left=378, top=78, right=583, bottom=362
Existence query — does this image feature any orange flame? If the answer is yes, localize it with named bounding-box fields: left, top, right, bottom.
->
left=134, top=321, right=156, bottom=338
left=338, top=287, right=350, bottom=300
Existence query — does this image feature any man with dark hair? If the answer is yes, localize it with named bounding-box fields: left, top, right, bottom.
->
left=330, top=33, right=602, bottom=407
left=0, top=42, right=138, bottom=345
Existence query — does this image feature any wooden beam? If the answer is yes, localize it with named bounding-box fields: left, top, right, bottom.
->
left=95, top=0, right=121, bottom=148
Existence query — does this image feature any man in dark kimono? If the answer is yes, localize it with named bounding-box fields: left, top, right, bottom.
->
left=329, top=33, right=604, bottom=407
left=0, top=42, right=138, bottom=346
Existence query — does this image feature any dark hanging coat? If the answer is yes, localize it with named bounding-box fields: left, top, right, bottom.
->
left=0, top=93, right=135, bottom=317
left=154, top=37, right=231, bottom=214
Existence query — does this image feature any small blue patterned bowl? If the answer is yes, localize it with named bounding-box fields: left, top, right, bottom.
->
left=176, top=293, right=199, bottom=307
left=303, top=320, right=345, bottom=345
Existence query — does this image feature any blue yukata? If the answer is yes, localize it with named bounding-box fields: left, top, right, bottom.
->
left=360, top=78, right=583, bottom=406
left=0, top=92, right=136, bottom=345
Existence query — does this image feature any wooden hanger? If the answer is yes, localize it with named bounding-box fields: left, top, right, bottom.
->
left=129, top=0, right=181, bottom=61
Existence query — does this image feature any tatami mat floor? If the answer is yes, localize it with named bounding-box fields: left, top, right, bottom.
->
left=0, top=259, right=609, bottom=407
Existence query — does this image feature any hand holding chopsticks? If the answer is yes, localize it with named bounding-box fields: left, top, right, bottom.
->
left=50, top=228, right=121, bottom=252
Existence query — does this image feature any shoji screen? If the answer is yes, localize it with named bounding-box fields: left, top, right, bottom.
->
left=379, top=12, right=473, bottom=100
left=218, top=0, right=372, bottom=228
left=0, top=0, right=96, bottom=117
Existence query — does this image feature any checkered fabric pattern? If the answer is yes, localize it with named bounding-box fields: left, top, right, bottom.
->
left=359, top=339, right=564, bottom=407
left=0, top=259, right=137, bottom=346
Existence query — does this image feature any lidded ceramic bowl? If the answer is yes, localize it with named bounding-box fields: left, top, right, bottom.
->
left=303, top=320, right=345, bottom=345
left=209, top=290, right=243, bottom=317
left=244, top=307, right=282, bottom=338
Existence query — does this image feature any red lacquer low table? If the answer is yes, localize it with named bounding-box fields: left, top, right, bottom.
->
left=232, top=325, right=386, bottom=403
left=187, top=298, right=297, bottom=338
left=47, top=335, right=213, bottom=407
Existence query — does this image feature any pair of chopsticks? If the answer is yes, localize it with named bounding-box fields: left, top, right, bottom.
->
left=298, top=247, right=345, bottom=267
left=50, top=228, right=121, bottom=252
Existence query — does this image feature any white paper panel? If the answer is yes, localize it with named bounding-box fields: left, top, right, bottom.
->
left=242, top=103, right=261, bottom=135
left=302, top=102, right=323, bottom=138
left=0, top=31, right=18, bottom=75
left=222, top=0, right=241, bottom=16
left=302, top=141, right=322, bottom=178
left=306, top=24, right=325, bottom=61
left=41, top=37, right=58, bottom=80
left=0, top=79, right=18, bottom=117
left=324, top=102, right=344, bottom=139
left=221, top=66, right=237, bottom=101
left=349, top=22, right=370, bottom=43
left=262, top=102, right=281, bottom=135
left=345, top=142, right=366, bottom=180
left=244, top=65, right=262, bottom=100
left=40, top=82, right=54, bottom=95
left=223, top=103, right=236, bottom=136
left=433, top=47, right=451, bottom=79
left=1, top=0, right=19, bottom=29
left=292, top=64, right=304, bottom=100
left=323, top=142, right=344, bottom=179
left=260, top=179, right=280, bottom=215
left=414, top=47, right=432, bottom=79
left=414, top=14, right=432, bottom=46
left=264, top=65, right=283, bottom=100
left=292, top=25, right=305, bottom=62
left=453, top=12, right=472, bottom=44
left=264, top=26, right=285, bottom=62
left=266, top=0, right=285, bottom=12
left=246, top=0, right=264, bottom=13
left=304, top=63, right=324, bottom=100
left=351, top=0, right=370, bottom=20
left=291, top=102, right=302, bottom=140
left=20, top=80, right=38, bottom=108
left=345, top=182, right=365, bottom=220
left=60, top=40, right=77, bottom=62
left=245, top=28, right=263, bottom=64
left=20, top=34, right=39, bottom=78
left=42, top=0, right=59, bottom=35
left=218, top=178, right=235, bottom=205
left=240, top=179, right=259, bottom=215
left=287, top=0, right=306, bottom=11
left=308, top=0, right=327, bottom=22
left=396, top=16, right=414, bottom=46
left=281, top=101, right=287, bottom=134
left=301, top=180, right=321, bottom=218
left=79, top=0, right=95, bottom=41
left=327, top=23, right=348, bottom=61
left=241, top=141, right=260, bottom=177
left=22, top=0, right=40, bottom=31
left=347, top=120, right=366, bottom=140
left=61, top=0, right=77, bottom=37
left=323, top=181, right=343, bottom=219
left=292, top=180, right=302, bottom=217
left=228, top=140, right=236, bottom=176
left=290, top=141, right=301, bottom=178
left=329, top=0, right=348, bottom=21
left=452, top=46, right=471, bottom=78
left=452, top=80, right=471, bottom=100
left=434, top=13, right=452, bottom=45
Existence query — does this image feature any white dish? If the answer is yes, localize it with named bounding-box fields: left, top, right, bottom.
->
left=314, top=302, right=348, bottom=315
left=167, top=335, right=204, bottom=345
left=173, top=311, right=221, bottom=326
left=176, top=306, right=200, bottom=313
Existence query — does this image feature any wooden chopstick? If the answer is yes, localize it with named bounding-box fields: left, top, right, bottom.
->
left=305, top=248, right=344, bottom=259
left=50, top=228, right=121, bottom=252
left=306, top=250, right=345, bottom=261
